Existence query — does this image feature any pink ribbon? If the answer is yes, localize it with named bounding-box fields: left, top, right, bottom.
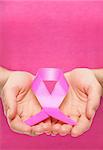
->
left=24, top=68, right=76, bottom=126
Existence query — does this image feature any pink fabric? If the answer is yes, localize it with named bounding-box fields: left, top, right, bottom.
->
left=24, top=68, right=76, bottom=126
left=0, top=1, right=103, bottom=149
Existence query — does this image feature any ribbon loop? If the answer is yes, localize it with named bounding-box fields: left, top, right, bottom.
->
left=24, top=68, right=76, bottom=126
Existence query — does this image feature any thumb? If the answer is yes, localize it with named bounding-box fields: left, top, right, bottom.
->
left=2, top=87, right=17, bottom=121
left=86, top=86, right=101, bottom=120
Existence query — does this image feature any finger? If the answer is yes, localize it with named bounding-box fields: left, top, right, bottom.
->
left=43, top=118, right=51, bottom=134
left=52, top=120, right=63, bottom=135
left=58, top=115, right=79, bottom=136
left=86, top=86, right=101, bottom=120
left=9, top=115, right=33, bottom=136
left=2, top=86, right=18, bottom=120
left=71, top=115, right=92, bottom=137
left=31, top=122, right=44, bottom=135
left=59, top=124, right=72, bottom=136
left=47, top=118, right=58, bottom=135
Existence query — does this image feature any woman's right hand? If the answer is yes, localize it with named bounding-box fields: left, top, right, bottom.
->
left=0, top=70, right=51, bottom=136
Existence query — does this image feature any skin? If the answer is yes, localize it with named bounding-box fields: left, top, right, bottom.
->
left=51, top=68, right=102, bottom=137
left=0, top=67, right=102, bottom=137
left=0, top=70, right=51, bottom=136
left=93, top=69, right=103, bottom=92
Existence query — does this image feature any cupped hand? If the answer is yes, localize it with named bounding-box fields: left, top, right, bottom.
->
left=1, top=71, right=51, bottom=136
left=52, top=68, right=102, bottom=137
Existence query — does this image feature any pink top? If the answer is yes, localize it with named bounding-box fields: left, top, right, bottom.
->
left=0, top=1, right=103, bottom=150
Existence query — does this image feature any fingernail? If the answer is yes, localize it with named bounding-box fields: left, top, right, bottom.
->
left=45, top=131, right=51, bottom=135
left=60, top=133, right=67, bottom=136
left=31, top=134, right=37, bottom=137
left=36, top=132, right=43, bottom=135
left=51, top=134, right=56, bottom=136
left=46, top=133, right=51, bottom=136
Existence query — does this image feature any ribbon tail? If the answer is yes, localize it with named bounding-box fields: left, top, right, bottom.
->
left=24, top=109, right=49, bottom=126
left=44, top=108, right=76, bottom=125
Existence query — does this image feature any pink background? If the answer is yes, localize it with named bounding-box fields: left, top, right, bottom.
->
left=0, top=1, right=103, bottom=149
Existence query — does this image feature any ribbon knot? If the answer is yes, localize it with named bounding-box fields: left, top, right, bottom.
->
left=24, top=68, right=76, bottom=126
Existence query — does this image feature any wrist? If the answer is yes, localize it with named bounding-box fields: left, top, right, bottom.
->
left=0, top=67, right=12, bottom=96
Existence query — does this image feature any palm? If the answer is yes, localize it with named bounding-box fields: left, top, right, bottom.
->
left=16, top=89, right=41, bottom=122
left=9, top=89, right=42, bottom=135
left=61, top=69, right=102, bottom=136
left=61, top=85, right=87, bottom=120
left=2, top=71, right=50, bottom=136
left=52, top=69, right=102, bottom=137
